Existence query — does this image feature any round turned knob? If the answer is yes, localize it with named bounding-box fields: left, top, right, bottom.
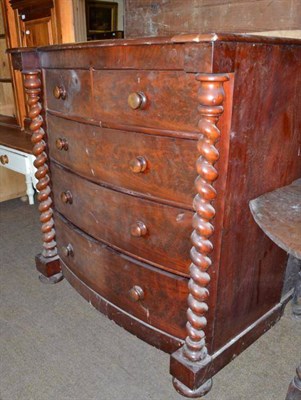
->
left=129, top=285, right=144, bottom=302
left=129, top=156, right=147, bottom=173
left=55, top=138, right=68, bottom=151
left=60, top=190, right=73, bottom=204
left=130, top=221, right=147, bottom=237
left=0, top=154, right=9, bottom=165
left=61, top=244, right=73, bottom=257
left=53, top=85, right=66, bottom=100
left=128, top=91, right=147, bottom=110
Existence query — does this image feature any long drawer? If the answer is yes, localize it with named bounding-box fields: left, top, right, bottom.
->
left=51, top=163, right=192, bottom=276
left=55, top=214, right=188, bottom=339
left=44, top=69, right=200, bottom=133
left=47, top=115, right=196, bottom=209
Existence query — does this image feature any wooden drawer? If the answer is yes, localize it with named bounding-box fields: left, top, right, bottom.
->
left=92, top=70, right=199, bottom=132
left=55, top=214, right=188, bottom=339
left=44, top=68, right=200, bottom=133
left=44, top=69, right=92, bottom=118
left=47, top=115, right=196, bottom=209
left=51, top=163, right=192, bottom=276
left=0, top=145, right=34, bottom=176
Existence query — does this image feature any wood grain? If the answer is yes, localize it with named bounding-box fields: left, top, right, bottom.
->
left=47, top=114, right=197, bottom=209
left=124, top=0, right=301, bottom=38
left=250, top=179, right=301, bottom=259
left=51, top=162, right=192, bottom=276
left=212, top=41, right=301, bottom=352
left=0, top=166, right=26, bottom=201
left=9, top=33, right=301, bottom=398
left=56, top=213, right=189, bottom=339
left=45, top=69, right=92, bottom=117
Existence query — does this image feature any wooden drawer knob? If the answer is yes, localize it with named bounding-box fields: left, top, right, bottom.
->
left=129, top=156, right=147, bottom=173
left=53, top=85, right=66, bottom=100
left=61, top=244, right=73, bottom=257
left=0, top=154, right=9, bottom=165
left=129, top=285, right=144, bottom=302
left=130, top=221, right=147, bottom=237
left=128, top=91, right=147, bottom=110
left=60, top=190, right=73, bottom=204
left=55, top=138, right=68, bottom=151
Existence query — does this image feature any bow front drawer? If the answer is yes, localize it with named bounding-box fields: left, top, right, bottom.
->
left=47, top=115, right=197, bottom=209
left=55, top=214, right=188, bottom=339
left=51, top=163, right=192, bottom=276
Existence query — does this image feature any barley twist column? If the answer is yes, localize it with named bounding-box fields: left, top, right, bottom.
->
left=172, top=73, right=229, bottom=398
left=23, top=70, right=62, bottom=284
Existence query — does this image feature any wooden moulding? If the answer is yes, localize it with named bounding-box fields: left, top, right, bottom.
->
left=170, top=291, right=291, bottom=392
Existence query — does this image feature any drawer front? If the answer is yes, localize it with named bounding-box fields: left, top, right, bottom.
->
left=55, top=214, right=188, bottom=339
left=0, top=146, right=29, bottom=174
left=47, top=115, right=196, bottom=208
left=44, top=69, right=92, bottom=118
left=93, top=70, right=199, bottom=132
left=51, top=163, right=192, bottom=275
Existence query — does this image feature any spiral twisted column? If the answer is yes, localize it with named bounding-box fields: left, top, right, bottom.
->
left=172, top=73, right=229, bottom=398
left=23, top=70, right=62, bottom=283
left=184, top=74, right=229, bottom=363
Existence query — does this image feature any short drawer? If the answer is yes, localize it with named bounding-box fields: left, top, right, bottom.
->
left=92, top=70, right=199, bottom=133
left=51, top=163, right=192, bottom=276
left=44, top=69, right=92, bottom=118
left=55, top=214, right=188, bottom=339
left=0, top=146, right=32, bottom=175
left=47, top=115, right=197, bottom=209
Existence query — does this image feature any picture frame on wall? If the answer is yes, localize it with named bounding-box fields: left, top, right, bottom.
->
left=86, top=1, right=118, bottom=34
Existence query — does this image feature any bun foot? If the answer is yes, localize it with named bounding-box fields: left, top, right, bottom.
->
left=39, top=272, right=64, bottom=284
left=173, top=377, right=212, bottom=398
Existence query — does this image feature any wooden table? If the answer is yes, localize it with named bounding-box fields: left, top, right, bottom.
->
left=0, top=125, right=36, bottom=204
left=250, top=179, right=301, bottom=400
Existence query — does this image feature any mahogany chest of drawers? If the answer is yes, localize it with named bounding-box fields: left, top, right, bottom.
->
left=10, top=33, right=301, bottom=397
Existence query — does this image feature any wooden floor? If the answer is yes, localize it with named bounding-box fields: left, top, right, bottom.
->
left=0, top=124, right=32, bottom=154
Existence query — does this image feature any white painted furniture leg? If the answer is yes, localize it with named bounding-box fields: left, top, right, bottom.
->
left=25, top=173, right=35, bottom=205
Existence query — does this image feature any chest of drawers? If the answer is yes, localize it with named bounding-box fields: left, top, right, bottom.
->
left=10, top=33, right=301, bottom=397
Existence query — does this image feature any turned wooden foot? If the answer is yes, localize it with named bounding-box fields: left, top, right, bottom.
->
left=286, top=364, right=301, bottom=400
left=35, top=253, right=63, bottom=283
left=170, top=347, right=213, bottom=398
left=39, top=271, right=64, bottom=284
left=173, top=377, right=212, bottom=398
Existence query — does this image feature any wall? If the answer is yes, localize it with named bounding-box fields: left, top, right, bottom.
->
left=124, top=0, right=301, bottom=38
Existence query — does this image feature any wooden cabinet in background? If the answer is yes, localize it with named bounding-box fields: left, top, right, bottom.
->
left=3, top=0, right=75, bottom=129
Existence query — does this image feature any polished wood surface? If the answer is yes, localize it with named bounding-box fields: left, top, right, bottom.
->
left=47, top=115, right=197, bottom=208
left=249, top=179, right=301, bottom=400
left=51, top=162, right=192, bottom=275
left=11, top=34, right=301, bottom=398
left=23, top=70, right=61, bottom=281
left=56, top=213, right=189, bottom=339
left=250, top=180, right=301, bottom=259
left=0, top=124, right=32, bottom=153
